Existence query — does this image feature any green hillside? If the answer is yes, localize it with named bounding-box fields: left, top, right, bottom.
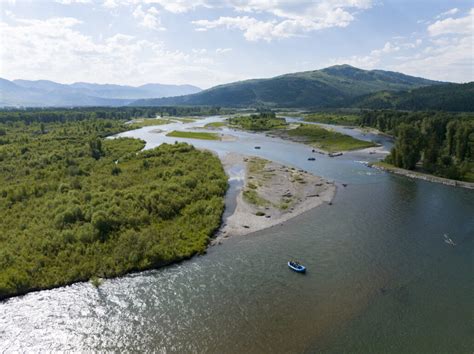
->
left=351, top=82, right=474, bottom=112
left=132, top=65, right=441, bottom=108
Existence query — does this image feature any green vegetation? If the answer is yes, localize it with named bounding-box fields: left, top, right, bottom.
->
left=243, top=189, right=269, bottom=207
left=242, top=157, right=270, bottom=207
left=287, top=124, right=376, bottom=152
left=362, top=110, right=474, bottom=181
left=171, top=117, right=197, bottom=123
left=0, top=106, right=228, bottom=124
left=90, top=276, right=103, bottom=288
left=166, top=131, right=220, bottom=140
left=127, top=118, right=172, bottom=129
left=228, top=112, right=287, bottom=131
left=301, top=112, right=361, bottom=126
left=247, top=157, right=267, bottom=174
left=205, top=121, right=227, bottom=128
left=0, top=112, right=227, bottom=299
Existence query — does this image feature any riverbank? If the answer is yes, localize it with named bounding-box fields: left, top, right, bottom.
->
left=213, top=153, right=336, bottom=243
left=370, top=162, right=474, bottom=189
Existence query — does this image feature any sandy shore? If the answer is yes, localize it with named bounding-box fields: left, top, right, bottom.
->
left=213, top=153, right=336, bottom=243
left=351, top=145, right=389, bottom=155
left=220, top=133, right=237, bottom=142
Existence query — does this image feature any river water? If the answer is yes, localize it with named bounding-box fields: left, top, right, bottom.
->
left=1, top=117, right=473, bottom=353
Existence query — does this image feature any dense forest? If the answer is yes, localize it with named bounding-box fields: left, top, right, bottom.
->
left=361, top=110, right=474, bottom=181
left=351, top=83, right=474, bottom=112
left=228, top=112, right=288, bottom=130
left=0, top=113, right=227, bottom=299
left=0, top=106, right=226, bottom=124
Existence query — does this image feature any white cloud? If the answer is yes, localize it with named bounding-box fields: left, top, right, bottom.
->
left=327, top=8, right=474, bottom=82
left=192, top=1, right=373, bottom=41
left=142, top=0, right=209, bottom=14
left=192, top=8, right=358, bottom=42
left=394, top=9, right=474, bottom=82
left=370, top=42, right=400, bottom=56
left=436, top=8, right=459, bottom=19
left=0, top=14, right=237, bottom=87
left=101, top=0, right=373, bottom=41
left=193, top=16, right=278, bottom=41
left=102, top=0, right=119, bottom=8
left=133, top=5, right=165, bottom=31
left=216, top=48, right=232, bottom=54
left=192, top=48, right=207, bottom=54
left=329, top=41, right=400, bottom=69
left=428, top=8, right=473, bottom=36
left=55, top=0, right=92, bottom=4
left=391, top=35, right=473, bottom=82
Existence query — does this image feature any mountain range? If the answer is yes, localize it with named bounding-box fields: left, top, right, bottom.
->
left=133, top=65, right=444, bottom=108
left=0, top=79, right=201, bottom=107
left=3, top=65, right=472, bottom=111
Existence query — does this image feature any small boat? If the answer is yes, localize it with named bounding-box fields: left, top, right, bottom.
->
left=288, top=260, right=306, bottom=273
left=308, top=157, right=315, bottom=161
left=254, top=146, right=261, bottom=149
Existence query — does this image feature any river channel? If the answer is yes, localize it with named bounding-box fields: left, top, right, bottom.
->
left=1, top=116, right=472, bottom=353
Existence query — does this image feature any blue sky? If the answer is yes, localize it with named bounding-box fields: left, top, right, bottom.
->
left=0, top=0, right=472, bottom=88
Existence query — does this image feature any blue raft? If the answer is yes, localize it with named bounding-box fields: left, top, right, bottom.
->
left=288, top=261, right=306, bottom=273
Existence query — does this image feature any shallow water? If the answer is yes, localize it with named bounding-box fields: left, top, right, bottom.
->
left=1, top=117, right=473, bottom=353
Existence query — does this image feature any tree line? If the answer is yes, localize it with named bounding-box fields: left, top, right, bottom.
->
left=0, top=106, right=227, bottom=124
left=361, top=110, right=474, bottom=181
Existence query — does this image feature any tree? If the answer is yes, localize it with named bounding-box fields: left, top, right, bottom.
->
left=392, top=123, right=422, bottom=170
left=89, top=137, right=103, bottom=160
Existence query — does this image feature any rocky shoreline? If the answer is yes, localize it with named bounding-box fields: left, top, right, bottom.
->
left=370, top=162, right=474, bottom=189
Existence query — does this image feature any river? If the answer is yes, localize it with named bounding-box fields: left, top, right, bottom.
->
left=1, top=116, right=473, bottom=353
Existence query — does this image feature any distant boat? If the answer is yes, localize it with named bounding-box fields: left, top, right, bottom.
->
left=308, top=157, right=315, bottom=161
left=288, top=261, right=306, bottom=273
left=254, top=146, right=261, bottom=149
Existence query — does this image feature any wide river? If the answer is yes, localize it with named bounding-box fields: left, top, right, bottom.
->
left=1, top=117, right=473, bottom=353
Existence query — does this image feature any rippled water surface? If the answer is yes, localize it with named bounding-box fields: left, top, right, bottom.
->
left=1, top=117, right=473, bottom=353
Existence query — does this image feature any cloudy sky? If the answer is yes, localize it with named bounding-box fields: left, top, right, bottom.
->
left=0, top=0, right=472, bottom=88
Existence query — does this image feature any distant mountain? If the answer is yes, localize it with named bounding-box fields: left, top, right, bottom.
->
left=350, top=82, right=474, bottom=112
left=132, top=65, right=443, bottom=108
left=0, top=79, right=201, bottom=107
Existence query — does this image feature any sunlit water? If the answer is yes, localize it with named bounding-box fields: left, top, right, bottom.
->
left=1, top=117, right=473, bottom=353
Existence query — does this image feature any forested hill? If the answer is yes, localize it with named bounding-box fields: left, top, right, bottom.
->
left=131, top=65, right=442, bottom=108
left=351, top=82, right=474, bottom=112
